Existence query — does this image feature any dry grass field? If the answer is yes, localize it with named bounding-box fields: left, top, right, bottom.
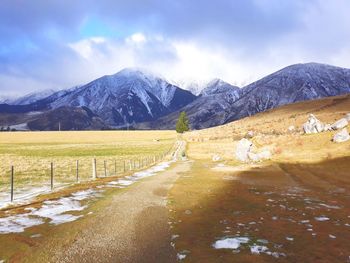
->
left=184, top=93, right=350, bottom=163
left=168, top=94, right=350, bottom=262
left=0, top=130, right=176, bottom=197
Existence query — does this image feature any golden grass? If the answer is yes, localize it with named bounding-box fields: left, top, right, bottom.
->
left=0, top=130, right=176, bottom=190
left=184, top=94, right=350, bottom=163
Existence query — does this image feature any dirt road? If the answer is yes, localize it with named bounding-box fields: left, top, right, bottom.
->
left=22, top=160, right=190, bottom=263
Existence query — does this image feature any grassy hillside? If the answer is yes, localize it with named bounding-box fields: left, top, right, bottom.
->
left=184, top=93, right=350, bottom=162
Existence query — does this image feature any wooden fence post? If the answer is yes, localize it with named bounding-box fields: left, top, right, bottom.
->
left=50, top=162, right=54, bottom=190
left=114, top=159, right=117, bottom=175
left=76, top=160, right=79, bottom=182
left=10, top=166, right=14, bottom=202
left=92, top=158, right=97, bottom=179
left=104, top=160, right=107, bottom=177
left=123, top=160, right=126, bottom=173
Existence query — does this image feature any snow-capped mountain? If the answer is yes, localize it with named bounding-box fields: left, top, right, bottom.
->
left=9, top=89, right=57, bottom=105
left=142, top=63, right=350, bottom=130
left=137, top=79, right=241, bottom=129
left=45, top=68, right=196, bottom=127
left=1, top=63, right=350, bottom=131
left=200, top=79, right=240, bottom=97
left=224, top=62, right=350, bottom=123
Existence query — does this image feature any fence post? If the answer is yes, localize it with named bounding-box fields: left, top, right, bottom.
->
left=50, top=162, right=54, bottom=190
left=10, top=166, right=14, bottom=202
left=123, top=160, right=126, bottom=173
left=104, top=160, right=107, bottom=177
left=76, top=160, right=79, bottom=182
left=92, top=158, right=97, bottom=179
left=114, top=159, right=117, bottom=175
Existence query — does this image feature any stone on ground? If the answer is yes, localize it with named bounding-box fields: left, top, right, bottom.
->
left=331, top=118, right=348, bottom=130
left=303, top=114, right=324, bottom=134
left=333, top=128, right=350, bottom=143
left=235, top=138, right=253, bottom=162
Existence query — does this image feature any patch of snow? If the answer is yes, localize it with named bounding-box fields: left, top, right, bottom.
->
left=250, top=245, right=269, bottom=254
left=0, top=214, right=44, bottom=234
left=213, top=237, right=249, bottom=249
left=319, top=203, right=341, bottom=209
left=315, top=216, right=330, bottom=221
left=0, top=188, right=102, bottom=234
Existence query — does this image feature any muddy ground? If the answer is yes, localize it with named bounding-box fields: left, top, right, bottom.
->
left=168, top=158, right=350, bottom=263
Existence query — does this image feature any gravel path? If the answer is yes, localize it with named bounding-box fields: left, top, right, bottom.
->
left=25, top=145, right=190, bottom=263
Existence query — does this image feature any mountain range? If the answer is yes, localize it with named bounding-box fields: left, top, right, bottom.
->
left=1, top=63, right=350, bottom=131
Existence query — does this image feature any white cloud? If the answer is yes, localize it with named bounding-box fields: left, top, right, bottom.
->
left=126, top=33, right=147, bottom=44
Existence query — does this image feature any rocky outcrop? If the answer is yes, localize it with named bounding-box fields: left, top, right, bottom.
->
left=303, top=114, right=324, bottom=134
left=235, top=138, right=271, bottom=163
left=235, top=138, right=253, bottom=162
left=331, top=118, right=348, bottom=130
left=333, top=128, right=350, bottom=143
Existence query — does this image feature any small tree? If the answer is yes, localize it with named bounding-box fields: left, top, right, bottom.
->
left=176, top=111, right=190, bottom=133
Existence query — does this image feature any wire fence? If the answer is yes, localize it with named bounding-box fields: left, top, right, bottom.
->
left=0, top=145, right=176, bottom=203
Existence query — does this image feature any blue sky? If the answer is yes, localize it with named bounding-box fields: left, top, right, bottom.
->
left=1, top=0, right=350, bottom=96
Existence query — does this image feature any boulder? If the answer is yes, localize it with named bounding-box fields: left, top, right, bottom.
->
left=257, top=149, right=272, bottom=160
left=235, top=138, right=253, bottom=162
left=324, top=124, right=332, bottom=131
left=303, top=114, right=324, bottom=134
left=212, top=155, right=222, bottom=162
left=236, top=138, right=271, bottom=163
left=331, top=118, right=348, bottom=130
left=333, top=128, right=350, bottom=143
left=345, top=113, right=350, bottom=122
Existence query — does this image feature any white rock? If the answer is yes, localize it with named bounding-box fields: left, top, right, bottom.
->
left=248, top=150, right=271, bottom=162
left=247, top=152, right=260, bottom=162
left=235, top=138, right=253, bottom=162
left=212, top=155, right=222, bottom=162
left=246, top=130, right=254, bottom=138
left=303, top=114, right=324, bottom=134
left=288, top=125, right=295, bottom=132
left=324, top=124, right=332, bottom=131
left=257, top=149, right=272, bottom=160
left=333, top=128, right=350, bottom=143
left=345, top=113, right=350, bottom=122
left=331, top=118, right=348, bottom=130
